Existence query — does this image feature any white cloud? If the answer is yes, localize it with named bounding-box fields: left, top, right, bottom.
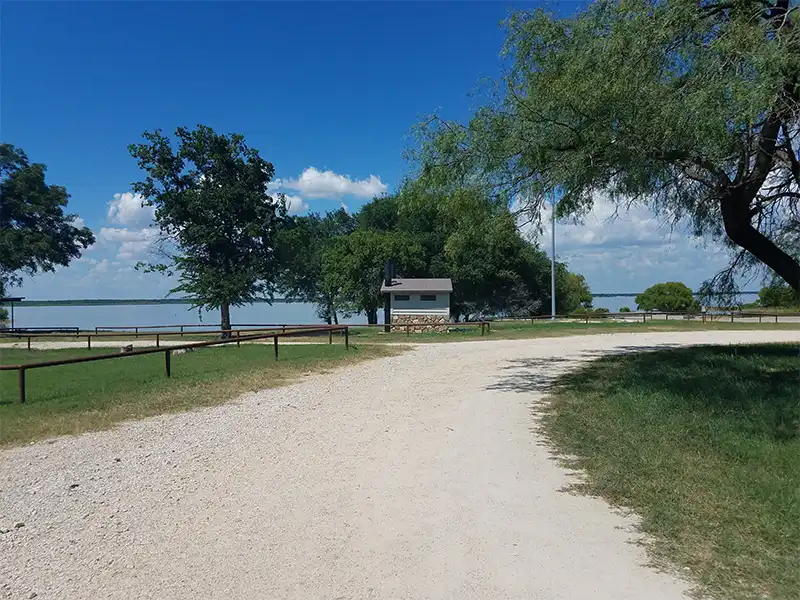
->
left=71, top=216, right=86, bottom=228
left=283, top=167, right=387, bottom=199
left=107, top=192, right=155, bottom=227
left=87, top=258, right=110, bottom=275
left=98, top=227, right=159, bottom=260
left=519, top=195, right=731, bottom=292
left=340, top=202, right=349, bottom=213
left=283, top=194, right=309, bottom=215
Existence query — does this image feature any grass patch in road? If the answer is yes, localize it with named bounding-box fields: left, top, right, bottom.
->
left=348, top=319, right=800, bottom=343
left=0, top=343, right=398, bottom=447
left=541, top=343, right=800, bottom=600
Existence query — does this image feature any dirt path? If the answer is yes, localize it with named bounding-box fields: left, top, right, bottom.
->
left=2, top=330, right=798, bottom=599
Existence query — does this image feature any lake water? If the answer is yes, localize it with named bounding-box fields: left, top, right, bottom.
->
left=8, top=303, right=362, bottom=331
left=5, top=293, right=759, bottom=330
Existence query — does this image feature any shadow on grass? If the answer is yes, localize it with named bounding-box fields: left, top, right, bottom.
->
left=490, top=344, right=800, bottom=442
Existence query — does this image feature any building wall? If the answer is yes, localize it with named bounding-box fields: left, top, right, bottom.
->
left=391, top=313, right=449, bottom=333
left=389, top=292, right=450, bottom=317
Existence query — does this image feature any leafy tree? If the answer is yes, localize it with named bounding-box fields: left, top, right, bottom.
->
left=758, top=282, right=800, bottom=307
left=347, top=185, right=592, bottom=320
left=619, top=306, right=632, bottom=313
left=0, top=306, right=8, bottom=323
left=321, top=229, right=425, bottom=323
left=0, top=144, right=94, bottom=292
left=276, top=208, right=357, bottom=323
left=129, top=126, right=286, bottom=336
left=558, top=271, right=593, bottom=313
left=413, top=0, right=800, bottom=295
left=635, top=282, right=699, bottom=313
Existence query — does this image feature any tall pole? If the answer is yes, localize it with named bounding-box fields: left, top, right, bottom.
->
left=551, top=190, right=557, bottom=320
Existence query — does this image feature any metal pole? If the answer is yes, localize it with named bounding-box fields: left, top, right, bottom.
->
left=18, top=368, right=26, bottom=404
left=551, top=189, right=557, bottom=320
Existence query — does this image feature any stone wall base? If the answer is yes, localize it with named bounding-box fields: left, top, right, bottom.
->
left=392, top=314, right=449, bottom=333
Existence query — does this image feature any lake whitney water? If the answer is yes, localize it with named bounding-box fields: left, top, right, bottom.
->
left=5, top=294, right=759, bottom=330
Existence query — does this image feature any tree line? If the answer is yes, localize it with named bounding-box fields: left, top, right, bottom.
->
left=1, top=130, right=592, bottom=331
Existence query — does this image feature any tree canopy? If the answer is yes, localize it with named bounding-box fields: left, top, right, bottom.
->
left=0, top=144, right=94, bottom=293
left=276, top=208, right=358, bottom=323
left=321, top=185, right=592, bottom=321
left=635, top=282, right=699, bottom=312
left=413, top=0, right=800, bottom=295
left=758, top=281, right=800, bottom=307
left=129, top=125, right=286, bottom=335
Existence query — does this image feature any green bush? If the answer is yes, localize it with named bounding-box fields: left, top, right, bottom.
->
left=758, top=283, right=800, bottom=308
left=0, top=307, right=8, bottom=323
left=635, top=282, right=699, bottom=312
left=619, top=306, right=631, bottom=312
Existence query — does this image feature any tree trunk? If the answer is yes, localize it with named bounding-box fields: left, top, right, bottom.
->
left=366, top=308, right=378, bottom=324
left=333, top=309, right=339, bottom=325
left=720, top=192, right=800, bottom=292
left=220, top=302, right=232, bottom=339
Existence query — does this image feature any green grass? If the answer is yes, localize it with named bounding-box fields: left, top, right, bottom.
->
left=347, top=318, right=800, bottom=342
left=0, top=343, right=398, bottom=447
left=541, top=343, right=800, bottom=599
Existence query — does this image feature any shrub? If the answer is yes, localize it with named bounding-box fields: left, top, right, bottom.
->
left=635, top=282, right=699, bottom=312
left=619, top=306, right=631, bottom=312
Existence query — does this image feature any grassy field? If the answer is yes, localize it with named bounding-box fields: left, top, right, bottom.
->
left=0, top=343, right=398, bottom=447
left=347, top=318, right=800, bottom=342
left=542, top=343, right=800, bottom=600
left=2, top=319, right=800, bottom=346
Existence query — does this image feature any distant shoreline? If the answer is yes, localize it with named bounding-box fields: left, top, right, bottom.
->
left=1, top=298, right=296, bottom=307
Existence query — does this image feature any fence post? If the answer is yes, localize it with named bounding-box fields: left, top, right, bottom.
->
left=156, top=334, right=160, bottom=348
left=18, top=368, right=26, bottom=404
left=236, top=330, right=241, bottom=348
left=180, top=325, right=184, bottom=338
left=273, top=336, right=279, bottom=360
left=407, top=324, right=410, bottom=337
left=481, top=323, right=485, bottom=336
left=164, top=350, right=171, bottom=377
left=345, top=327, right=349, bottom=349
left=731, top=313, right=734, bottom=323
left=775, top=314, right=779, bottom=324
left=759, top=315, right=762, bottom=323
left=87, top=335, right=91, bottom=350
left=488, top=322, right=491, bottom=335
left=329, top=329, right=333, bottom=345
left=135, top=327, right=139, bottom=339
left=27, top=336, right=31, bottom=351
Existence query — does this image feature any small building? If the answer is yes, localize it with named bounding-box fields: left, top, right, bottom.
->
left=380, top=278, right=453, bottom=332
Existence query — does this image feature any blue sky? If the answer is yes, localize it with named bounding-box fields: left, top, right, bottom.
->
left=4, top=0, right=733, bottom=300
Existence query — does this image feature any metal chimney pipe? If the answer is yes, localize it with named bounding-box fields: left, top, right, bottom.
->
left=384, top=260, right=394, bottom=286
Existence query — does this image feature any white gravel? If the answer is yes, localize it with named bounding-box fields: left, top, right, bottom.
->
left=1, top=330, right=798, bottom=600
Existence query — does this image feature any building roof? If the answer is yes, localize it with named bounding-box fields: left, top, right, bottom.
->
left=381, top=278, right=453, bottom=293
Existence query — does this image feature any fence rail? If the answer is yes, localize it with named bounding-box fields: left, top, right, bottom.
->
left=517, top=310, right=800, bottom=323
left=1, top=321, right=492, bottom=345
left=1, top=325, right=349, bottom=404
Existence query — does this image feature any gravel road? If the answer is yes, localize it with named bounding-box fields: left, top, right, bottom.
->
left=2, top=330, right=798, bottom=600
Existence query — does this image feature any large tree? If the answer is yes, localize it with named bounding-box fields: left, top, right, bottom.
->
left=0, top=144, right=94, bottom=293
left=129, top=126, right=286, bottom=336
left=321, top=229, right=426, bottom=323
left=276, top=208, right=357, bottom=323
left=355, top=185, right=591, bottom=319
left=413, top=0, right=800, bottom=295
